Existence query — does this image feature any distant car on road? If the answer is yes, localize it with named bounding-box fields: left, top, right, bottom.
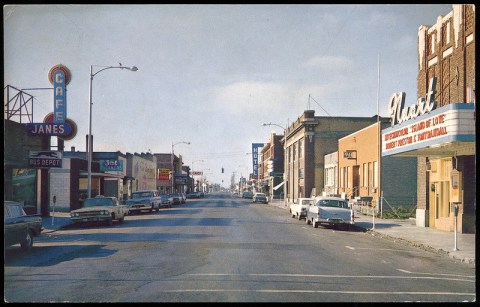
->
left=289, top=198, right=314, bottom=220
left=306, top=196, right=354, bottom=230
left=252, top=193, right=268, bottom=204
left=4, top=201, right=43, bottom=250
left=186, top=192, right=201, bottom=199
left=70, top=196, right=129, bottom=226
left=125, top=190, right=163, bottom=214
left=159, top=194, right=172, bottom=208
left=168, top=194, right=182, bottom=205
left=242, top=191, right=254, bottom=199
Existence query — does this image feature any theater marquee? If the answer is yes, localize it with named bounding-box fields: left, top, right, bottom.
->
left=382, top=103, right=475, bottom=157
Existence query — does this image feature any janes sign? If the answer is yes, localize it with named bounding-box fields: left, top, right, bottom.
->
left=27, top=64, right=77, bottom=139
left=382, top=77, right=475, bottom=156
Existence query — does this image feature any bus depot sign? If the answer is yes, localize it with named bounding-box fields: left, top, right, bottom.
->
left=29, top=151, right=62, bottom=168
left=26, top=64, right=77, bottom=140
left=382, top=78, right=475, bottom=156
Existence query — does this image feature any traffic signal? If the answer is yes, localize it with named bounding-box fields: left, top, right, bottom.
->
left=222, top=167, right=224, bottom=173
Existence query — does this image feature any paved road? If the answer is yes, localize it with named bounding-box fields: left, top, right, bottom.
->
left=4, top=193, right=475, bottom=302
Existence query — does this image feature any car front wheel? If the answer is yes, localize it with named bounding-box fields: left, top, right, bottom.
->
left=306, top=217, right=311, bottom=225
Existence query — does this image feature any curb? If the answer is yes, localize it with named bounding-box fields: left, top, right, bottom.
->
left=362, top=228, right=475, bottom=265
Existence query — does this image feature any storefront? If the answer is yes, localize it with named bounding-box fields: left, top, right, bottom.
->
left=382, top=101, right=475, bottom=233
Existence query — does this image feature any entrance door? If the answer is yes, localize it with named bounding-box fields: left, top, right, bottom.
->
left=352, top=165, right=360, bottom=198
left=429, top=180, right=451, bottom=231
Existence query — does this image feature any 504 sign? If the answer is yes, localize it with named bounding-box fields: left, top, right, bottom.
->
left=100, top=160, right=123, bottom=171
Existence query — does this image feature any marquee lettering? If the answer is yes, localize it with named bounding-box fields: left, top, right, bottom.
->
left=388, top=78, right=437, bottom=126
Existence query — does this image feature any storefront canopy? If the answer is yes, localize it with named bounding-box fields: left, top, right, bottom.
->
left=273, top=181, right=285, bottom=191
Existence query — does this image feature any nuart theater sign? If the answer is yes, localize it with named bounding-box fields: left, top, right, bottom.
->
left=382, top=77, right=475, bottom=157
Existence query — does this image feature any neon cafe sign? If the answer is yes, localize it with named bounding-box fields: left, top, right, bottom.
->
left=382, top=77, right=475, bottom=156
left=26, top=64, right=77, bottom=138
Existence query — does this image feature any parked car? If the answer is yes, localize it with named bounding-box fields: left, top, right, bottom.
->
left=4, top=201, right=43, bottom=250
left=242, top=191, right=254, bottom=199
left=70, top=195, right=129, bottom=226
left=252, top=192, right=268, bottom=204
left=159, top=194, right=172, bottom=208
left=168, top=194, right=182, bottom=205
left=125, top=190, right=163, bottom=214
left=186, top=192, right=201, bottom=199
left=305, top=196, right=354, bottom=230
left=289, top=198, right=314, bottom=220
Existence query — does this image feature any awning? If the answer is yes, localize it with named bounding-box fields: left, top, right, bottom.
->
left=273, top=181, right=285, bottom=191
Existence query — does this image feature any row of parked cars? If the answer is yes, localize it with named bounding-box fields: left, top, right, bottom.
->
left=70, top=190, right=200, bottom=227
left=289, top=196, right=355, bottom=230
left=4, top=190, right=202, bottom=251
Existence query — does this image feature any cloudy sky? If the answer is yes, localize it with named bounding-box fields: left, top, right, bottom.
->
left=4, top=4, right=453, bottom=187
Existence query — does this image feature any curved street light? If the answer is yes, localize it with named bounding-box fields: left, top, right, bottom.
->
left=87, top=64, right=138, bottom=198
left=262, top=122, right=286, bottom=132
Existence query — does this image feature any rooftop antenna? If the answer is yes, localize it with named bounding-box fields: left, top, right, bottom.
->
left=308, top=94, right=311, bottom=109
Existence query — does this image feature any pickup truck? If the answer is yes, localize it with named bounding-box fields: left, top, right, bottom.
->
left=125, top=190, right=163, bottom=214
left=70, top=196, right=129, bottom=226
left=4, top=201, right=43, bottom=250
left=289, top=198, right=314, bottom=220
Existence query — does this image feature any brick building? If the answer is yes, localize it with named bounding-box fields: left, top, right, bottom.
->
left=382, top=4, right=475, bottom=233
left=338, top=121, right=417, bottom=210
left=258, top=132, right=285, bottom=200
left=283, top=110, right=378, bottom=203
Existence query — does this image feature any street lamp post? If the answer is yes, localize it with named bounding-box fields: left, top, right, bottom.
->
left=171, top=141, right=190, bottom=193
left=87, top=64, right=138, bottom=199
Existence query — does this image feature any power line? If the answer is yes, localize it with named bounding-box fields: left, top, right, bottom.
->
left=309, top=95, right=331, bottom=116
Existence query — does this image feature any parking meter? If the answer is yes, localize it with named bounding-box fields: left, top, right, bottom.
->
left=454, top=203, right=459, bottom=217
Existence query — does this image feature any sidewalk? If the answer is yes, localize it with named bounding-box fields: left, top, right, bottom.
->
left=269, top=200, right=475, bottom=266
left=42, top=211, right=72, bottom=233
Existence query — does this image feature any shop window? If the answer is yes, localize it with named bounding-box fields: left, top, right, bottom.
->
left=363, top=163, right=368, bottom=188
left=12, top=168, right=37, bottom=206
left=346, top=166, right=350, bottom=189
left=299, top=139, right=304, bottom=158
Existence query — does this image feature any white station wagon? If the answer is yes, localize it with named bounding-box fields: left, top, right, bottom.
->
left=305, top=196, right=354, bottom=230
left=289, top=198, right=314, bottom=220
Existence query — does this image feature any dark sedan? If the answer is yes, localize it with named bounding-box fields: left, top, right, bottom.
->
left=4, top=201, right=43, bottom=250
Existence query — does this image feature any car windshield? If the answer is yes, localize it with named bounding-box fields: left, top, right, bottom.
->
left=132, top=192, right=152, bottom=199
left=316, top=199, right=349, bottom=209
left=83, top=198, right=114, bottom=207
